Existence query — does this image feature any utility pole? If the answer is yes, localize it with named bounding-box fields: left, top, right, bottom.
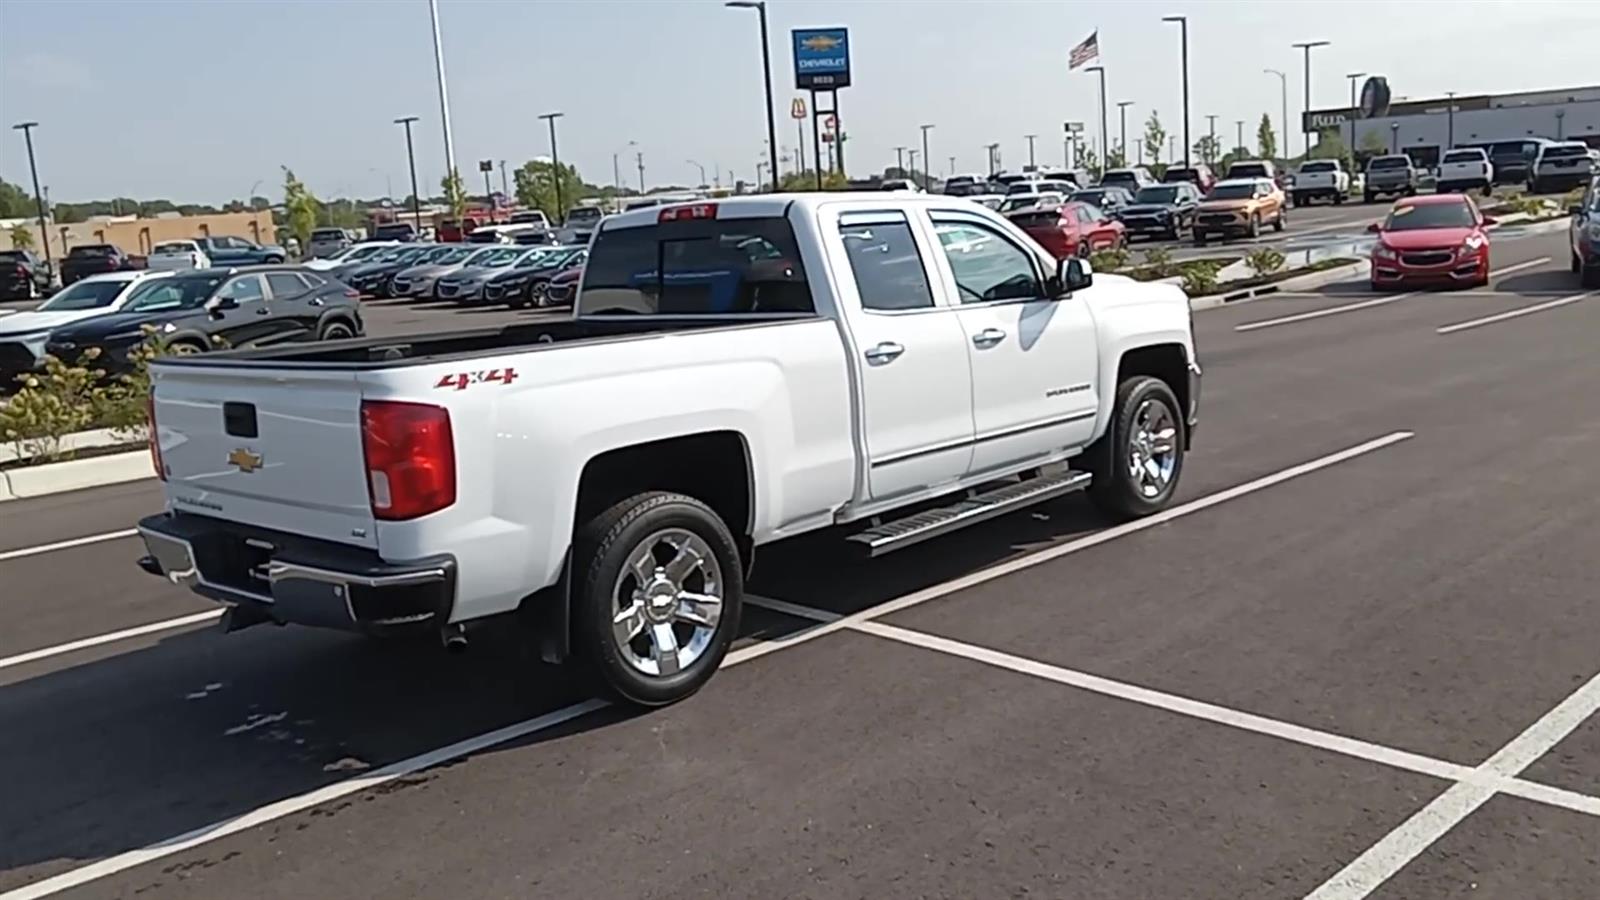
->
left=948, top=155, right=956, bottom=176
left=636, top=151, right=646, bottom=193
left=1162, top=16, right=1190, bottom=169
left=687, top=160, right=707, bottom=187
left=1205, top=114, right=1218, bottom=166
left=1084, top=65, right=1108, bottom=176
left=1115, top=101, right=1134, bottom=165
left=393, top=116, right=424, bottom=233
left=1264, top=68, right=1288, bottom=164
left=1292, top=40, right=1331, bottom=159
left=11, top=121, right=52, bottom=274
left=985, top=142, right=1000, bottom=176
left=1346, top=72, right=1366, bottom=164
left=919, top=124, right=934, bottom=191
left=725, top=2, right=780, bottom=193
left=907, top=149, right=919, bottom=184
left=539, top=111, right=565, bottom=224
left=498, top=160, right=508, bottom=198
left=895, top=146, right=907, bottom=175
left=427, top=0, right=457, bottom=185
left=1445, top=90, right=1456, bottom=148
left=1024, top=133, right=1038, bottom=169
left=1235, top=120, right=1245, bottom=154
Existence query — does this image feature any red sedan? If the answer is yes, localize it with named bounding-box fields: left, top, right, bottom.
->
left=1368, top=194, right=1496, bottom=291
left=1008, top=200, right=1127, bottom=260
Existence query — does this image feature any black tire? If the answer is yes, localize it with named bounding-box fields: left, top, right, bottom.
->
left=1364, top=191, right=1375, bottom=204
left=1583, top=265, right=1600, bottom=290
left=1480, top=183, right=1493, bottom=198
left=1404, top=186, right=1417, bottom=197
left=1333, top=192, right=1345, bottom=206
left=264, top=255, right=285, bottom=264
left=1082, top=376, right=1186, bottom=520
left=319, top=320, right=354, bottom=341
left=1193, top=231, right=1207, bottom=247
left=1075, top=240, right=1091, bottom=259
left=1290, top=193, right=1301, bottom=208
left=572, top=491, right=743, bottom=707
left=1273, top=208, right=1286, bottom=232
left=1247, top=214, right=1260, bottom=239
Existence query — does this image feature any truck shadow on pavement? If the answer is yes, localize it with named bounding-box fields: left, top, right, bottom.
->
left=0, top=493, right=1112, bottom=890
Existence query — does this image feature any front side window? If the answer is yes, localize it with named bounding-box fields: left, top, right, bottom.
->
left=219, top=275, right=264, bottom=303
left=932, top=220, right=1042, bottom=304
left=838, top=215, right=935, bottom=312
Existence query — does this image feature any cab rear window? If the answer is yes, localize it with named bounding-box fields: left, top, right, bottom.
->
left=579, top=215, right=812, bottom=316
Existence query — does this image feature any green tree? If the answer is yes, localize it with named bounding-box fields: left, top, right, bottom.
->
left=280, top=166, right=321, bottom=248
left=0, top=178, right=33, bottom=218
left=1078, top=142, right=1101, bottom=176
left=1360, top=130, right=1388, bottom=157
left=9, top=223, right=34, bottom=250
left=1257, top=113, right=1278, bottom=161
left=440, top=168, right=467, bottom=220
left=1193, top=134, right=1221, bottom=167
left=777, top=169, right=849, bottom=192
left=1309, top=129, right=1352, bottom=168
left=513, top=159, right=592, bottom=220
left=1142, top=111, right=1168, bottom=168
left=1105, top=145, right=1128, bottom=169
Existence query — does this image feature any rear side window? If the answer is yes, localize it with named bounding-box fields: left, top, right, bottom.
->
left=837, top=215, right=934, bottom=312
left=579, top=215, right=811, bottom=316
left=266, top=273, right=308, bottom=297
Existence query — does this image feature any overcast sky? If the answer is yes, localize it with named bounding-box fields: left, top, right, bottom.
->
left=1, top=0, right=1595, bottom=203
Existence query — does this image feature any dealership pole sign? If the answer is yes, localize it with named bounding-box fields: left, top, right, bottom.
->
left=792, top=28, right=850, bottom=89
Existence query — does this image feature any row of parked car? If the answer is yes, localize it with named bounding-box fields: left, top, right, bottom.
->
left=0, top=234, right=289, bottom=304
left=309, top=240, right=588, bottom=308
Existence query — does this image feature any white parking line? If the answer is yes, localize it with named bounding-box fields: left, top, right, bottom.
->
left=0, top=432, right=1419, bottom=899
left=1234, top=257, right=1551, bottom=333
left=0, top=528, right=137, bottom=564
left=1435, top=291, right=1594, bottom=335
left=1304, top=669, right=1600, bottom=900
left=0, top=610, right=222, bottom=672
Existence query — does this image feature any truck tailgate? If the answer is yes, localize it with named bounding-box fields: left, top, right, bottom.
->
left=153, top=365, right=378, bottom=549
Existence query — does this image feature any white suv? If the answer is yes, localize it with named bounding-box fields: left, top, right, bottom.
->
left=1530, top=141, right=1596, bottom=194
left=1437, top=148, right=1494, bottom=196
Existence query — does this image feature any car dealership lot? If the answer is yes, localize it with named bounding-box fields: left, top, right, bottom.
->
left=1, top=228, right=1596, bottom=899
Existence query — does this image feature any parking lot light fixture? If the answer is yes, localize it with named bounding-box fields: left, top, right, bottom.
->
left=539, top=112, right=565, bottom=224
left=1115, top=102, right=1134, bottom=166
left=726, top=1, right=780, bottom=193
left=687, top=159, right=707, bottom=187
left=393, top=116, right=424, bottom=233
left=1264, top=69, right=1288, bottom=166
left=11, top=121, right=52, bottom=273
left=1346, top=72, right=1366, bottom=165
left=1161, top=16, right=1190, bottom=169
left=1291, top=40, right=1331, bottom=159
left=1084, top=65, right=1108, bottom=177
left=1024, top=134, right=1037, bottom=170
left=920, top=124, right=934, bottom=191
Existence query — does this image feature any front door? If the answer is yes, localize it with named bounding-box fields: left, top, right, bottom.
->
left=834, top=210, right=974, bottom=502
left=927, top=213, right=1101, bottom=476
left=207, top=275, right=281, bottom=348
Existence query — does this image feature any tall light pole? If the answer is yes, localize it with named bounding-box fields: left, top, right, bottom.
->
left=1445, top=90, right=1457, bottom=148
left=393, top=116, right=424, bottom=233
left=498, top=160, right=508, bottom=199
left=427, top=0, right=457, bottom=184
left=1024, top=134, right=1038, bottom=169
left=11, top=122, right=52, bottom=274
left=895, top=146, right=907, bottom=174
left=1235, top=120, right=1245, bottom=155
left=1161, top=16, right=1190, bottom=168
left=1084, top=65, right=1108, bottom=176
left=726, top=1, right=780, bottom=192
left=612, top=140, right=636, bottom=200
left=539, top=111, right=565, bottom=224
left=985, top=142, right=1001, bottom=176
left=1346, top=72, right=1366, bottom=164
left=948, top=155, right=956, bottom=176
left=1291, top=40, right=1331, bottom=159
left=1205, top=113, right=1218, bottom=166
left=1115, top=101, right=1134, bottom=165
left=636, top=151, right=646, bottom=193
left=907, top=149, right=920, bottom=184
left=1264, top=69, right=1288, bottom=164
left=919, top=124, right=934, bottom=191
left=687, top=159, right=707, bottom=187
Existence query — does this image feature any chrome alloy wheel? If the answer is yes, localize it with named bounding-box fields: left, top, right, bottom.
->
left=1127, top=398, right=1178, bottom=499
left=610, top=528, right=724, bottom=677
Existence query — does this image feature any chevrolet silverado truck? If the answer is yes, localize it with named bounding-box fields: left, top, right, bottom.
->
left=135, top=194, right=1201, bottom=707
left=1290, top=160, right=1350, bottom=206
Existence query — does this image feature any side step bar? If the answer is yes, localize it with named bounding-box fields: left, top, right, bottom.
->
left=846, top=470, right=1093, bottom=557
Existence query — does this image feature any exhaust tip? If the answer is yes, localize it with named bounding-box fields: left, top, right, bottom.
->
left=440, top=623, right=469, bottom=654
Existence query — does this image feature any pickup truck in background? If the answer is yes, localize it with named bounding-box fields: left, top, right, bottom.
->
left=1364, top=155, right=1418, bottom=203
left=195, top=235, right=287, bottom=266
left=1291, top=160, right=1351, bottom=206
left=135, top=194, right=1201, bottom=707
left=1436, top=148, right=1494, bottom=196
left=59, top=244, right=146, bottom=286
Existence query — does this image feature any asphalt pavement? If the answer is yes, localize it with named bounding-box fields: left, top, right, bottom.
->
left=1, top=226, right=1596, bottom=899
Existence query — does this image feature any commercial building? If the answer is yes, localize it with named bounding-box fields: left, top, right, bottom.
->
left=0, top=210, right=276, bottom=260
left=1304, top=83, right=1600, bottom=169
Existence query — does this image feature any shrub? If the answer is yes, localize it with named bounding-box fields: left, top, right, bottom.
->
left=1179, top=259, right=1224, bottom=296
left=1245, top=247, right=1286, bottom=279
left=1089, top=246, right=1130, bottom=273
left=1, top=352, right=105, bottom=463
left=1141, top=246, right=1175, bottom=277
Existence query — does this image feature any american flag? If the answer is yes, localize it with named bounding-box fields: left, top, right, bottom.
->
left=1068, top=31, right=1099, bottom=69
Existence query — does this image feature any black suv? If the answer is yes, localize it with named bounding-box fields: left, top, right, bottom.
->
left=0, top=249, right=53, bottom=300
left=46, top=267, right=363, bottom=374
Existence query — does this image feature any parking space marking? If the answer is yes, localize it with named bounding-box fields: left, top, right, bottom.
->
left=1234, top=257, right=1551, bottom=333
left=0, top=433, right=1417, bottom=899
left=1436, top=290, right=1594, bottom=335
left=1304, top=668, right=1600, bottom=900
left=0, top=610, right=222, bottom=672
left=0, top=528, right=137, bottom=564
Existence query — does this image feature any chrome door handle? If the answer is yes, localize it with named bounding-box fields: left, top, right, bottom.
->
left=255, top=307, right=270, bottom=316
left=972, top=327, right=1007, bottom=347
left=864, top=341, right=905, bottom=364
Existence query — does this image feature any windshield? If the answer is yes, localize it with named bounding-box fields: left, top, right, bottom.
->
left=344, top=244, right=389, bottom=262
left=37, top=278, right=132, bottom=311
left=944, top=182, right=987, bottom=197
left=1384, top=201, right=1476, bottom=231
left=533, top=248, right=582, bottom=270
left=461, top=248, right=503, bottom=266
left=1369, top=157, right=1410, bottom=170
left=152, top=243, right=197, bottom=255
left=1000, top=196, right=1046, bottom=212
left=477, top=248, right=524, bottom=267
left=513, top=248, right=557, bottom=268
left=1100, top=172, right=1136, bottom=183
left=311, top=230, right=345, bottom=241
left=1133, top=186, right=1180, bottom=204
left=123, top=274, right=225, bottom=312
left=429, top=246, right=474, bottom=265
left=68, top=245, right=116, bottom=257
left=567, top=207, right=603, bottom=225
left=1207, top=183, right=1258, bottom=200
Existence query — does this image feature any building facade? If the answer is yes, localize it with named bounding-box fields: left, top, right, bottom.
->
left=0, top=210, right=277, bottom=260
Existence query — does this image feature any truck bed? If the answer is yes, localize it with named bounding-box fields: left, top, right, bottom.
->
left=153, top=313, right=820, bottom=370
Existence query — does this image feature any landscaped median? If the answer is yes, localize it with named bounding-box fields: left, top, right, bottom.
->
left=1090, top=245, right=1365, bottom=308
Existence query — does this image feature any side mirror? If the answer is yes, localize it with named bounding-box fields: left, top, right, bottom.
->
left=1480, top=215, right=1497, bottom=226
left=1366, top=222, right=1382, bottom=233
left=1056, top=256, right=1093, bottom=295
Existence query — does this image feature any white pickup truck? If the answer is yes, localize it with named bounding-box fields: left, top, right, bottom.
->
left=1291, top=160, right=1351, bottom=206
left=135, top=194, right=1201, bottom=706
left=1436, top=148, right=1494, bottom=196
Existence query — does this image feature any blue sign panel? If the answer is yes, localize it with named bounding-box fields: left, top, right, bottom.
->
left=792, top=27, right=851, bottom=90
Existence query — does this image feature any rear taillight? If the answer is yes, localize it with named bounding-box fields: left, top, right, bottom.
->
left=146, top=393, right=166, bottom=480
left=360, top=400, right=455, bottom=520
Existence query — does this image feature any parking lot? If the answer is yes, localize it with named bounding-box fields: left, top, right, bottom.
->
left=0, top=222, right=1594, bottom=899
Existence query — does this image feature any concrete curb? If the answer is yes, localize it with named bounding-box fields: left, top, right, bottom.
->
left=0, top=427, right=137, bottom=465
left=1189, top=260, right=1369, bottom=311
left=0, top=450, right=151, bottom=502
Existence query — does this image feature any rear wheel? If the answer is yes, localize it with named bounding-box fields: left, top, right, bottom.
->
left=572, top=492, right=742, bottom=707
left=319, top=320, right=354, bottom=341
left=1363, top=191, right=1376, bottom=204
left=167, top=340, right=205, bottom=355
left=1083, top=376, right=1185, bottom=520
left=1273, top=208, right=1286, bottom=232
left=1075, top=240, right=1091, bottom=259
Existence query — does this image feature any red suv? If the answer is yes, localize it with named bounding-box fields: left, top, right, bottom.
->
left=1007, top=200, right=1127, bottom=260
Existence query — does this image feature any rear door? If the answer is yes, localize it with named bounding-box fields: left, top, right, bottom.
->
left=153, top=363, right=376, bottom=548
left=264, top=271, right=321, bottom=340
